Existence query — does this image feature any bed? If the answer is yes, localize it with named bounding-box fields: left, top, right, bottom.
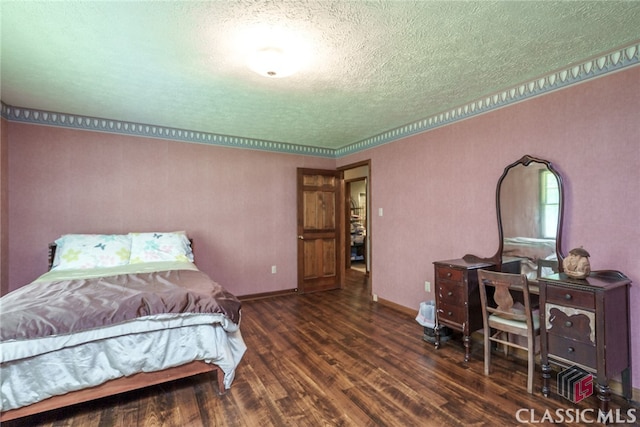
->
left=0, top=232, right=246, bottom=421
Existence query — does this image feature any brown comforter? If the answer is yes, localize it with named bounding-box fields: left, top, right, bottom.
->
left=1, top=269, right=241, bottom=342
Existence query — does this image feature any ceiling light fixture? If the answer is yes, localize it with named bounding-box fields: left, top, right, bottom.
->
left=247, top=47, right=299, bottom=78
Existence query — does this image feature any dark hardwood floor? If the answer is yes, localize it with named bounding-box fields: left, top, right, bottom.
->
left=5, top=269, right=638, bottom=426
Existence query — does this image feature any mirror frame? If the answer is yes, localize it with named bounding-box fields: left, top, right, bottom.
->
left=492, top=154, right=565, bottom=271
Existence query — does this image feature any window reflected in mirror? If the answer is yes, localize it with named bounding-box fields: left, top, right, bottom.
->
left=540, top=170, right=559, bottom=239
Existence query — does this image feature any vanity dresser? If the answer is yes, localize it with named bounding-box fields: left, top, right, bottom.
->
left=434, top=155, right=559, bottom=359
left=432, top=155, right=632, bottom=414
left=539, top=271, right=632, bottom=414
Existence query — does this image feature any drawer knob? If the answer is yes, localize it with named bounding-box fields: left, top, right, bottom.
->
left=564, top=293, right=572, bottom=300
left=447, top=291, right=453, bottom=297
left=565, top=321, right=573, bottom=328
left=447, top=311, right=453, bottom=316
left=446, top=272, right=452, bottom=278
left=567, top=347, right=575, bottom=353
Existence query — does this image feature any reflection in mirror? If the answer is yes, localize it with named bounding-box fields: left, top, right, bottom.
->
left=500, top=164, right=557, bottom=239
left=497, top=155, right=564, bottom=280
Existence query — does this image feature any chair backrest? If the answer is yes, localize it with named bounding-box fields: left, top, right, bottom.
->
left=477, top=269, right=534, bottom=328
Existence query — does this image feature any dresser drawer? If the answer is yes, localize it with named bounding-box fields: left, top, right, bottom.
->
left=547, top=333, right=597, bottom=369
left=546, top=286, right=595, bottom=309
left=437, top=301, right=465, bottom=325
left=546, top=304, right=595, bottom=345
left=436, top=267, right=463, bottom=282
left=437, top=282, right=463, bottom=304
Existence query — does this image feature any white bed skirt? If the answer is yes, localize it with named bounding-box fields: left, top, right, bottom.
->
left=1, top=319, right=246, bottom=411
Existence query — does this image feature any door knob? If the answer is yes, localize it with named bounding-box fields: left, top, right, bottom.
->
left=298, top=235, right=304, bottom=240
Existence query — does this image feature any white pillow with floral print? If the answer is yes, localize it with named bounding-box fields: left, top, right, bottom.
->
left=128, top=232, right=194, bottom=264
left=52, top=234, right=132, bottom=270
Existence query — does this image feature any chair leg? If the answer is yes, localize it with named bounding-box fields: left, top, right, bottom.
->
left=527, top=337, right=535, bottom=394
left=484, top=328, right=490, bottom=376
left=504, top=332, right=509, bottom=357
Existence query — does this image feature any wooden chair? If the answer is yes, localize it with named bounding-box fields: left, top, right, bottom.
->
left=477, top=269, right=540, bottom=394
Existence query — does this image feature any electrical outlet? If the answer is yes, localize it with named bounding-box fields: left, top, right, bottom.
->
left=372, top=294, right=378, bottom=302
left=424, top=281, right=431, bottom=292
left=271, top=265, right=277, bottom=274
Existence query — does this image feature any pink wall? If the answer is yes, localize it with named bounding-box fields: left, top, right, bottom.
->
left=339, top=65, right=640, bottom=387
left=6, top=126, right=333, bottom=296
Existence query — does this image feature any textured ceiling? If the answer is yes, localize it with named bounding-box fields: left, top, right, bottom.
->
left=2, top=1, right=640, bottom=150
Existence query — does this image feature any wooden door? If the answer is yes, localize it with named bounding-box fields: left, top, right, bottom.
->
left=297, top=168, right=343, bottom=293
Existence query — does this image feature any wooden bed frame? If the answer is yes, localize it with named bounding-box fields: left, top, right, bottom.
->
left=1, top=240, right=227, bottom=422
left=1, top=361, right=225, bottom=422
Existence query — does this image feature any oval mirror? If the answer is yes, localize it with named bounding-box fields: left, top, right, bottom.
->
left=495, top=155, right=564, bottom=279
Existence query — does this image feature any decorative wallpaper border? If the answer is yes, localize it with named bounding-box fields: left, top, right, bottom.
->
left=2, top=42, right=638, bottom=159
left=0, top=105, right=335, bottom=158
left=335, top=41, right=640, bottom=157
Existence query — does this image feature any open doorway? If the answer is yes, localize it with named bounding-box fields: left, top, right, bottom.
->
left=341, top=162, right=370, bottom=277
left=347, top=178, right=367, bottom=273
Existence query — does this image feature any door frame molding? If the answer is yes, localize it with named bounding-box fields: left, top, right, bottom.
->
left=338, top=160, right=371, bottom=281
